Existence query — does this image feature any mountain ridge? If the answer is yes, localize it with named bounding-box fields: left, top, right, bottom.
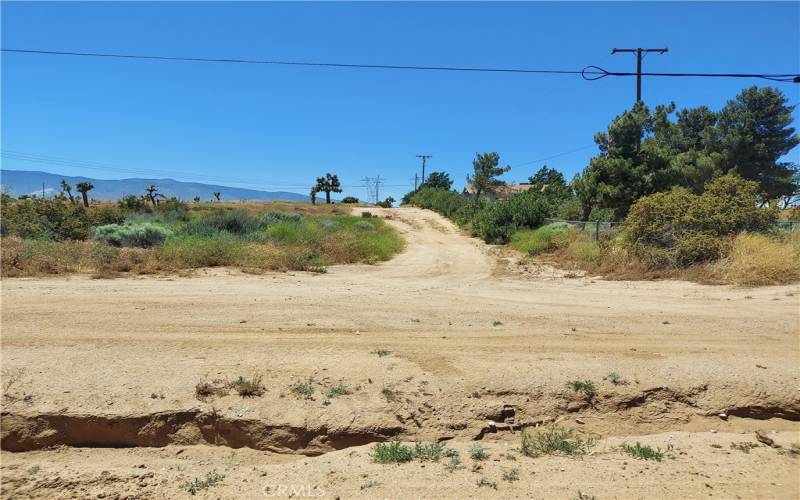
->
left=0, top=169, right=309, bottom=202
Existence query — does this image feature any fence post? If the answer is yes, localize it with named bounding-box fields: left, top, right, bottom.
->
left=594, top=221, right=600, bottom=241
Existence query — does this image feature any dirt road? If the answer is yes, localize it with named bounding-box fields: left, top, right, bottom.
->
left=2, top=207, right=799, bottom=498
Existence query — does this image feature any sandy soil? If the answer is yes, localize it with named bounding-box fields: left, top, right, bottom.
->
left=2, top=207, right=799, bottom=498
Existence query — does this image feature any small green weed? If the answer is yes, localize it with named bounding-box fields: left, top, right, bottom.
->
left=469, top=443, right=489, bottom=461
left=492, top=320, right=503, bottom=327
left=476, top=477, right=497, bottom=490
left=730, top=441, right=759, bottom=454
left=26, top=465, right=40, bottom=475
left=566, top=380, right=596, bottom=397
left=372, top=349, right=390, bottom=357
left=575, top=491, right=596, bottom=500
left=180, top=470, right=225, bottom=495
left=603, top=372, right=627, bottom=385
left=622, top=442, right=663, bottom=461
left=521, top=424, right=597, bottom=457
left=501, top=468, right=519, bottom=482
left=290, top=380, right=314, bottom=399
left=372, top=440, right=414, bottom=464
left=230, top=374, right=265, bottom=397
left=325, top=383, right=352, bottom=399
left=413, top=442, right=445, bottom=461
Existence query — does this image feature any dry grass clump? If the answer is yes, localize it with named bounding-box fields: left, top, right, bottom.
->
left=714, top=232, right=800, bottom=286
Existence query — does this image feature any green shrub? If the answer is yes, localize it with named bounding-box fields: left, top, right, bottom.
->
left=511, top=222, right=570, bottom=255
left=341, top=196, right=359, bottom=203
left=0, top=197, right=124, bottom=240
left=625, top=175, right=777, bottom=266
left=520, top=424, right=597, bottom=457
left=92, top=222, right=173, bottom=248
left=372, top=440, right=414, bottom=464
left=472, top=191, right=550, bottom=244
left=184, top=209, right=269, bottom=236
left=622, top=442, right=663, bottom=461
left=157, top=234, right=245, bottom=267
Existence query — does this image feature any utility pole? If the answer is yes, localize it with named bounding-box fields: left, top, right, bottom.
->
left=416, top=155, right=431, bottom=185
left=412, top=173, right=419, bottom=191
left=611, top=47, right=668, bottom=102
left=42, top=182, right=45, bottom=198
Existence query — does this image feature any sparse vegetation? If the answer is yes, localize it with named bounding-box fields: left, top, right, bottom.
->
left=26, top=466, right=40, bottom=475
left=229, top=374, right=265, bottom=397
left=469, top=443, right=489, bottom=460
left=575, top=491, right=596, bottom=500
left=475, top=477, right=498, bottom=490
left=603, top=372, right=627, bottom=385
left=1, top=198, right=403, bottom=277
left=520, top=424, right=597, bottom=457
left=373, top=349, right=390, bottom=357
left=566, top=379, right=597, bottom=397
left=180, top=470, right=225, bottom=495
left=195, top=379, right=228, bottom=400
left=290, top=380, right=314, bottom=399
left=413, top=442, right=445, bottom=461
left=622, top=442, right=664, bottom=461
left=730, top=441, right=760, bottom=454
left=325, top=383, right=352, bottom=399
left=501, top=468, right=520, bottom=482
left=372, top=440, right=415, bottom=464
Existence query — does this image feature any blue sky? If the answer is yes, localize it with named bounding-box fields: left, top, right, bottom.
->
left=2, top=1, right=798, bottom=202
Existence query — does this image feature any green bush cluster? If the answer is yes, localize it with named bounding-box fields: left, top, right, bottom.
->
left=625, top=175, right=778, bottom=266
left=407, top=188, right=550, bottom=243
left=0, top=197, right=124, bottom=240
left=92, top=222, right=174, bottom=248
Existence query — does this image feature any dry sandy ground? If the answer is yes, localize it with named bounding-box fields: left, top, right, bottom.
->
left=1, top=207, right=799, bottom=499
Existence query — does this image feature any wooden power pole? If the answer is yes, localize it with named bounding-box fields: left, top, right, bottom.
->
left=611, top=47, right=668, bottom=102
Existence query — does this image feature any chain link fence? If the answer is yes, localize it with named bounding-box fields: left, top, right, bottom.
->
left=544, top=218, right=800, bottom=241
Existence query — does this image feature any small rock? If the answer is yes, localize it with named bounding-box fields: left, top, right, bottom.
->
left=575, top=418, right=585, bottom=424
left=755, top=429, right=779, bottom=448
left=718, top=413, right=728, bottom=420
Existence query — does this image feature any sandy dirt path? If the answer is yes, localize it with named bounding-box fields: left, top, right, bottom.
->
left=2, top=207, right=799, bottom=498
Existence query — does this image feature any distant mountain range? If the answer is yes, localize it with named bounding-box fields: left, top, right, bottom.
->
left=0, top=170, right=309, bottom=202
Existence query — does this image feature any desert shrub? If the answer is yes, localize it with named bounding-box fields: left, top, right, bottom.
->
left=229, top=374, right=265, bottom=397
left=341, top=196, right=359, bottom=203
left=157, top=233, right=246, bottom=267
left=184, top=209, right=268, bottom=236
left=567, top=239, right=602, bottom=263
left=715, top=232, right=800, bottom=285
left=625, top=175, right=778, bottom=266
left=118, top=194, right=149, bottom=212
left=92, top=222, right=173, bottom=248
left=622, top=442, right=663, bottom=461
left=511, top=222, right=570, bottom=255
left=0, top=197, right=124, bottom=240
left=407, top=188, right=468, bottom=219
left=372, top=440, right=414, bottom=464
left=520, top=424, right=597, bottom=457
left=354, top=220, right=374, bottom=231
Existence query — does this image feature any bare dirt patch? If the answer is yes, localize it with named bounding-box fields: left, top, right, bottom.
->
left=2, top=207, right=799, bottom=498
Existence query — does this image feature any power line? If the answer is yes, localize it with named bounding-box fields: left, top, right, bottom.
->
left=3, top=48, right=797, bottom=82
left=510, top=144, right=597, bottom=168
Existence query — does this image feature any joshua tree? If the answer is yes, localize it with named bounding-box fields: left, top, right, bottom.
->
left=314, top=173, right=342, bottom=204
left=144, top=185, right=159, bottom=206
left=60, top=179, right=75, bottom=203
left=75, top=182, right=94, bottom=207
left=310, top=187, right=318, bottom=205
left=213, top=191, right=221, bottom=202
